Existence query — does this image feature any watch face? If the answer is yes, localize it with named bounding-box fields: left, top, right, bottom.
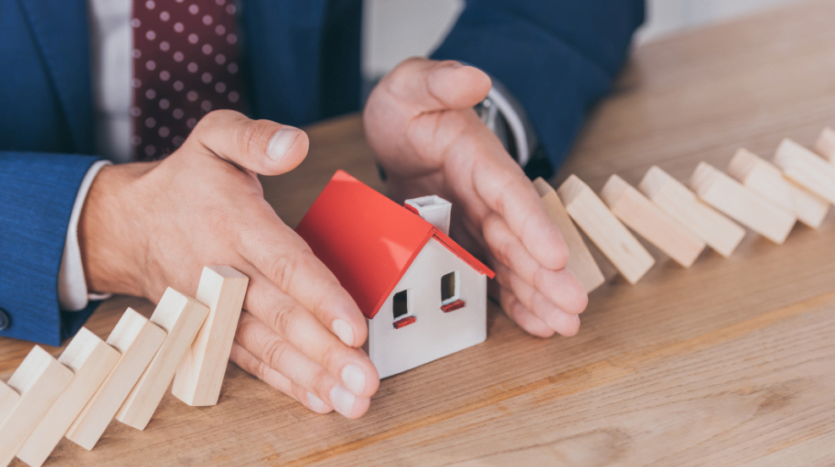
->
left=476, top=97, right=516, bottom=161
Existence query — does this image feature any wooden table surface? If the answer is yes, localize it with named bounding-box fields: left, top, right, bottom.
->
left=4, top=2, right=835, bottom=465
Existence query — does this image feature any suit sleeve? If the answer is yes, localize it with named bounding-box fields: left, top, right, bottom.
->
left=431, top=0, right=645, bottom=171
left=0, top=151, right=102, bottom=346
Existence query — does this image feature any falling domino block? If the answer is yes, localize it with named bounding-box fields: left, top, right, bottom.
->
left=601, top=175, right=706, bottom=268
left=533, top=177, right=605, bottom=293
left=727, top=148, right=829, bottom=229
left=690, top=162, right=796, bottom=244
left=0, top=346, right=73, bottom=467
left=66, top=308, right=166, bottom=450
left=557, top=175, right=654, bottom=285
left=814, top=127, right=835, bottom=164
left=0, top=382, right=18, bottom=425
left=116, top=288, right=209, bottom=430
left=172, top=266, right=249, bottom=406
left=639, top=166, right=744, bottom=257
left=17, top=328, right=120, bottom=467
left=774, top=138, right=835, bottom=204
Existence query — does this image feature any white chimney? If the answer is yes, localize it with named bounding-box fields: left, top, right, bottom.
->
left=405, top=195, right=452, bottom=235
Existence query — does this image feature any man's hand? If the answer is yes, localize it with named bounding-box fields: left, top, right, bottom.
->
left=79, top=110, right=379, bottom=418
left=364, top=58, right=588, bottom=338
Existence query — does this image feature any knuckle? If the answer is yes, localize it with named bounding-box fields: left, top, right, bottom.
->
left=271, top=302, right=300, bottom=334
left=261, top=335, right=288, bottom=368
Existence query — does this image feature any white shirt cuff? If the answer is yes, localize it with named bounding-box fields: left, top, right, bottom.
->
left=58, top=160, right=114, bottom=311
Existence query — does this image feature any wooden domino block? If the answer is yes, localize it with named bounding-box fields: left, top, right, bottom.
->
left=66, top=308, right=166, bottom=450
left=533, top=178, right=605, bottom=293
left=557, top=175, right=654, bottom=285
left=116, top=288, right=209, bottom=430
left=728, top=148, right=829, bottom=228
left=639, top=166, right=744, bottom=257
left=172, top=266, right=249, bottom=406
left=0, top=346, right=73, bottom=467
left=601, top=175, right=706, bottom=268
left=17, top=328, right=120, bottom=467
left=774, top=138, right=835, bottom=204
left=0, top=382, right=18, bottom=426
left=814, top=127, right=835, bottom=163
left=690, top=162, right=796, bottom=244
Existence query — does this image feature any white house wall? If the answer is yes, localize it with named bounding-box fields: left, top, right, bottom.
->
left=368, top=237, right=487, bottom=379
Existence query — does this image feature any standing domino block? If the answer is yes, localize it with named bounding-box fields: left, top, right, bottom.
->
left=601, top=175, right=706, bottom=268
left=116, top=288, right=209, bottom=430
left=173, top=266, right=249, bottom=406
left=774, top=138, right=835, bottom=204
left=17, top=328, right=120, bottom=467
left=0, top=382, right=18, bottom=425
left=0, top=346, right=73, bottom=467
left=690, top=162, right=796, bottom=244
left=728, top=148, right=829, bottom=228
left=557, top=175, right=654, bottom=285
left=814, top=127, right=835, bottom=163
left=66, top=308, right=166, bottom=450
left=639, top=166, right=744, bottom=257
left=533, top=178, right=605, bottom=293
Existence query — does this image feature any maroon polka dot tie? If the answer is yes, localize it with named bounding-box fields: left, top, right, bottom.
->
left=131, top=0, right=246, bottom=160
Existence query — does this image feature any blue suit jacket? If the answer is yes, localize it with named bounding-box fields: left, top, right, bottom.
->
left=0, top=0, right=643, bottom=345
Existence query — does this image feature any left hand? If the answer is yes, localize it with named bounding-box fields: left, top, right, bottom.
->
left=364, top=57, right=588, bottom=338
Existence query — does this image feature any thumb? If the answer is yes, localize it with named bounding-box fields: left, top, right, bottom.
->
left=386, top=58, right=492, bottom=113
left=189, top=109, right=310, bottom=176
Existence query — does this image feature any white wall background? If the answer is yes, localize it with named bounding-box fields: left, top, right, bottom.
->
left=361, top=0, right=806, bottom=81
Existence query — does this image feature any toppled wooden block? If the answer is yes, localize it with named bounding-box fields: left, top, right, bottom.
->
left=728, top=148, right=828, bottom=228
left=0, top=382, right=18, bottom=426
left=601, top=174, right=705, bottom=268
left=639, top=166, right=744, bottom=257
left=17, top=328, right=120, bottom=467
left=534, top=177, right=605, bottom=293
left=557, top=175, right=654, bottom=285
left=117, top=288, right=209, bottom=430
left=690, top=162, right=796, bottom=244
left=774, top=138, right=835, bottom=204
left=66, top=308, right=166, bottom=450
left=814, top=127, right=835, bottom=164
left=173, top=266, right=249, bottom=406
left=0, top=346, right=73, bottom=467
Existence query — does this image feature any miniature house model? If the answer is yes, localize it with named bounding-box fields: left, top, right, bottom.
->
left=296, top=170, right=495, bottom=378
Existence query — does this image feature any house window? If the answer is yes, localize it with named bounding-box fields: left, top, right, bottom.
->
left=441, top=272, right=458, bottom=305
left=393, top=290, right=409, bottom=319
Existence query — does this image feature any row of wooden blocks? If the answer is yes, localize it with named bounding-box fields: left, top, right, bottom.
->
left=537, top=129, right=835, bottom=291
left=0, top=266, right=248, bottom=467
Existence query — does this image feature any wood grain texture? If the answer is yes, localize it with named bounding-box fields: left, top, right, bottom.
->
left=601, top=174, right=705, bottom=268
left=558, top=175, right=655, bottom=284
left=639, top=165, right=745, bottom=257
left=0, top=347, right=72, bottom=467
left=533, top=178, right=605, bottom=292
left=117, top=288, right=208, bottom=430
left=17, top=328, right=120, bottom=467
left=4, top=2, right=835, bottom=465
left=172, top=267, right=248, bottom=407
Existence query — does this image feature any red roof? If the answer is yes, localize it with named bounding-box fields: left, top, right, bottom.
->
left=296, top=170, right=494, bottom=320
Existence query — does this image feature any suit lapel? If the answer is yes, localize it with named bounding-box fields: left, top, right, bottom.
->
left=17, top=0, right=94, bottom=154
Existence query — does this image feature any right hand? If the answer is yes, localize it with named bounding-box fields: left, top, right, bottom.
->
left=79, top=110, right=380, bottom=418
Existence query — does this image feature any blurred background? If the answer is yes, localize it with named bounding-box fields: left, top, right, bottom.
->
left=361, top=0, right=804, bottom=83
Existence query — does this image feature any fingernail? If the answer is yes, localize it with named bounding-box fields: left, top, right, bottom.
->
left=329, top=384, right=356, bottom=417
left=306, top=391, right=328, bottom=413
left=267, top=127, right=300, bottom=161
left=332, top=319, right=354, bottom=346
left=341, top=364, right=366, bottom=395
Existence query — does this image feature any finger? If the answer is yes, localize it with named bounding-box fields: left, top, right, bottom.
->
left=472, top=154, right=569, bottom=271
left=235, top=311, right=371, bottom=419
left=483, top=212, right=587, bottom=315
left=189, top=109, right=310, bottom=176
left=492, top=259, right=581, bottom=337
left=230, top=341, right=333, bottom=414
left=385, top=58, right=492, bottom=112
left=243, top=272, right=379, bottom=398
left=238, top=215, right=368, bottom=349
left=493, top=282, right=555, bottom=338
